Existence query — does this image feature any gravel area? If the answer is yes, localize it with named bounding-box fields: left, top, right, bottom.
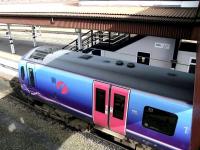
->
left=0, top=77, right=126, bottom=150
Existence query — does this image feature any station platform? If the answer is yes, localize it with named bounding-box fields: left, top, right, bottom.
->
left=0, top=28, right=75, bottom=78
left=0, top=37, right=64, bottom=56
left=0, top=37, right=65, bottom=73
left=0, top=50, right=19, bottom=78
left=0, top=51, right=21, bottom=62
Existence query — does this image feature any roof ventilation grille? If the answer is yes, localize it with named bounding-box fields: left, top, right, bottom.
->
left=29, top=47, right=59, bottom=61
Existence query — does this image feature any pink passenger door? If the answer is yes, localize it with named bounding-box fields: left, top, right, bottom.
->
left=109, top=86, right=130, bottom=135
left=93, top=81, right=110, bottom=128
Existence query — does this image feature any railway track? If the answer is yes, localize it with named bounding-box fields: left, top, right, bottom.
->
left=0, top=61, right=152, bottom=150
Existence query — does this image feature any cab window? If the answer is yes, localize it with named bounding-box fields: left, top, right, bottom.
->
left=29, top=68, right=35, bottom=87
left=21, top=66, right=25, bottom=80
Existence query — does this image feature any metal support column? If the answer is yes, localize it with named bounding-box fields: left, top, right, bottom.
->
left=109, top=32, right=111, bottom=49
left=99, top=31, right=103, bottom=43
left=91, top=30, right=93, bottom=47
left=76, top=29, right=82, bottom=50
left=7, top=24, right=15, bottom=54
left=32, top=26, right=37, bottom=47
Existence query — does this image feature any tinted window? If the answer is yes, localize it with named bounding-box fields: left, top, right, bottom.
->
left=191, top=59, right=196, bottom=64
left=142, top=106, right=178, bottom=136
left=189, top=64, right=195, bottom=74
left=92, top=50, right=101, bottom=56
left=96, top=88, right=105, bottom=113
left=189, top=59, right=196, bottom=74
left=21, top=66, right=25, bottom=80
left=113, top=94, right=125, bottom=120
left=29, top=68, right=35, bottom=87
left=137, top=52, right=150, bottom=65
left=179, top=42, right=197, bottom=52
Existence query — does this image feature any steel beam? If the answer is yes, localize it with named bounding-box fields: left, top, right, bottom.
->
left=76, top=28, right=82, bottom=50
left=32, top=26, right=37, bottom=47
left=190, top=25, right=200, bottom=150
left=0, top=17, right=193, bottom=40
left=7, top=24, right=15, bottom=54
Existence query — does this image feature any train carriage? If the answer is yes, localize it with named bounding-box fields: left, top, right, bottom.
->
left=19, top=46, right=194, bottom=150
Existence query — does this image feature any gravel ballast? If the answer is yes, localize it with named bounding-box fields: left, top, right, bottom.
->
left=0, top=77, right=126, bottom=150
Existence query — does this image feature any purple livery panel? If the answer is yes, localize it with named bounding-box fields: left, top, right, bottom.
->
left=126, top=90, right=192, bottom=150
left=19, top=62, right=94, bottom=122
left=19, top=60, right=193, bottom=150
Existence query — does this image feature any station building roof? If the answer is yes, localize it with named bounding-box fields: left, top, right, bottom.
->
left=0, top=5, right=198, bottom=23
left=0, top=3, right=199, bottom=39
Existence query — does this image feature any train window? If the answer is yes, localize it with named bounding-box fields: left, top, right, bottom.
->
left=179, top=42, right=197, bottom=52
left=113, top=94, right=125, bottom=120
left=191, top=59, right=196, bottom=64
left=95, top=88, right=105, bottom=113
left=189, top=65, right=196, bottom=74
left=142, top=106, right=178, bottom=136
left=188, top=58, right=196, bottom=74
left=92, top=50, right=101, bottom=56
left=137, top=52, right=150, bottom=65
left=21, top=66, right=25, bottom=80
left=29, top=68, right=35, bottom=87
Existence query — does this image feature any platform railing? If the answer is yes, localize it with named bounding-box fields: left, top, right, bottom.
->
left=62, top=30, right=131, bottom=52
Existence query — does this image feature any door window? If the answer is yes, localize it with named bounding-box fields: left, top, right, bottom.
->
left=95, top=88, right=106, bottom=113
left=113, top=94, right=125, bottom=120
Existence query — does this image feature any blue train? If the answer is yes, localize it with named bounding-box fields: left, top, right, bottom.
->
left=19, top=46, right=194, bottom=150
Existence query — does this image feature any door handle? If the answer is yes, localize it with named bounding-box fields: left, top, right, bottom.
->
left=105, top=105, right=108, bottom=115
left=110, top=107, right=113, bottom=113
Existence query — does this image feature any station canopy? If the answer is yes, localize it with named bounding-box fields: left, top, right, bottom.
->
left=0, top=2, right=199, bottom=39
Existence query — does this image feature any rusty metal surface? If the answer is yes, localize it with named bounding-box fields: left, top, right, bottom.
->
left=0, top=0, right=78, bottom=5
left=0, top=16, right=194, bottom=39
left=0, top=6, right=198, bottom=40
left=0, top=6, right=196, bottom=17
left=191, top=10, right=200, bottom=148
left=0, top=7, right=197, bottom=24
left=190, top=42, right=200, bottom=150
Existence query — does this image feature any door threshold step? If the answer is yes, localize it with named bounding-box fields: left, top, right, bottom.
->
left=94, top=125, right=125, bottom=139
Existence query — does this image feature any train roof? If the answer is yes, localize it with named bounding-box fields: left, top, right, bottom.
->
left=25, top=46, right=194, bottom=103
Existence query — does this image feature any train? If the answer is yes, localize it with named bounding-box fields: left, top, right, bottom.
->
left=18, top=46, right=194, bottom=150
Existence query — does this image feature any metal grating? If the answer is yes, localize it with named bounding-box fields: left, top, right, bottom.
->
left=29, top=47, right=59, bottom=60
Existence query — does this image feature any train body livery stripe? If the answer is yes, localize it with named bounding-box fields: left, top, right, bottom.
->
left=126, top=129, right=182, bottom=150
left=31, top=91, right=92, bottom=118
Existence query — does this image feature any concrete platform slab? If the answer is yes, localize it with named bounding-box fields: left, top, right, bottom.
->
left=0, top=37, right=64, bottom=56
left=0, top=51, right=21, bottom=61
left=0, top=77, right=13, bottom=99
